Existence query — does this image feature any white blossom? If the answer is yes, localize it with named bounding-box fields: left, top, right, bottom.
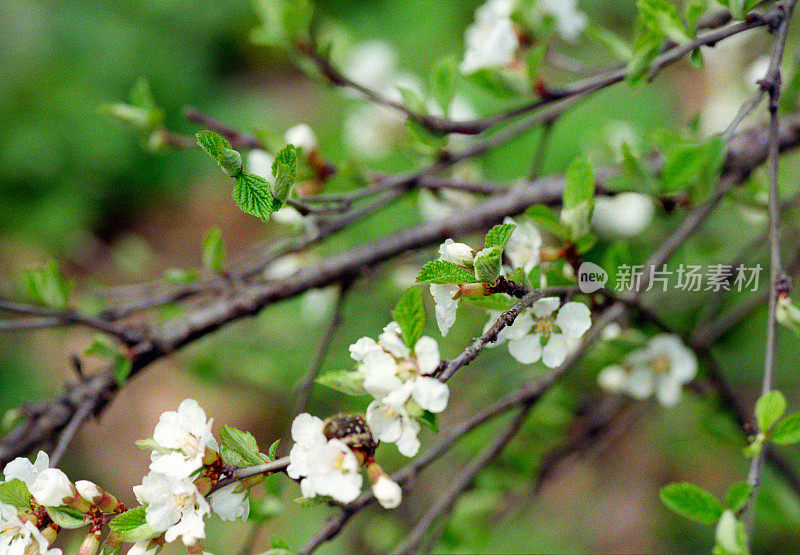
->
left=344, top=40, right=397, bottom=93
left=745, top=55, right=771, bottom=92
left=133, top=472, right=210, bottom=547
left=209, top=483, right=250, bottom=522
left=30, top=469, right=74, bottom=507
left=371, top=475, right=402, bottom=509
left=0, top=501, right=61, bottom=555
left=460, top=0, right=520, bottom=74
left=344, top=103, right=405, bottom=159
left=284, top=123, right=317, bottom=153
left=488, top=297, right=592, bottom=368
left=245, top=149, right=275, bottom=184
left=417, top=189, right=476, bottom=222
left=149, top=399, right=216, bottom=479
left=591, top=193, right=654, bottom=238
left=503, top=217, right=542, bottom=275
left=533, top=0, right=587, bottom=41
left=3, top=451, right=49, bottom=489
left=287, top=414, right=363, bottom=504
left=597, top=334, right=698, bottom=406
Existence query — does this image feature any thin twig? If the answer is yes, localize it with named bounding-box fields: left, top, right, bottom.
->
left=182, top=107, right=262, bottom=149
left=49, top=400, right=94, bottom=467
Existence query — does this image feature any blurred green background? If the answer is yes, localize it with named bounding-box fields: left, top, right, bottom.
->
left=2, top=0, right=800, bottom=552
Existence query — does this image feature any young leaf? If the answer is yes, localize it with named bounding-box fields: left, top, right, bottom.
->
left=659, top=482, right=723, bottom=524
left=484, top=223, right=516, bottom=250
left=392, top=287, right=426, bottom=348
left=316, top=370, right=367, bottom=396
left=755, top=390, right=786, bottom=432
left=525, top=43, right=547, bottom=81
left=473, top=246, right=503, bottom=284
left=415, top=260, right=478, bottom=284
left=271, top=144, right=297, bottom=205
left=563, top=158, right=595, bottom=210
left=196, top=130, right=243, bottom=177
left=724, top=482, right=753, bottom=513
left=164, top=268, right=200, bottom=285
left=233, top=174, right=274, bottom=222
left=419, top=410, right=438, bottom=432
left=202, top=227, right=227, bottom=274
left=22, top=259, right=74, bottom=311
left=220, top=426, right=264, bottom=467
left=248, top=495, right=283, bottom=523
left=48, top=506, right=89, bottom=529
left=770, top=413, right=800, bottom=445
left=0, top=479, right=31, bottom=509
left=525, top=205, right=570, bottom=239
left=267, top=439, right=281, bottom=461
left=86, top=336, right=132, bottom=386
left=108, top=507, right=157, bottom=542
left=431, top=56, right=458, bottom=115
left=637, top=0, right=691, bottom=44
left=657, top=134, right=726, bottom=195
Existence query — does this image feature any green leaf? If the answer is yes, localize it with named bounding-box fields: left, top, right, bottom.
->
left=464, top=68, right=520, bottom=98
left=202, top=227, right=226, bottom=274
left=638, top=0, right=691, bottom=44
left=316, top=370, right=367, bottom=396
left=563, top=158, right=595, bottom=210
left=271, top=145, right=297, bottom=204
left=587, top=25, right=633, bottom=60
left=770, top=413, right=800, bottom=445
left=420, top=410, right=438, bottom=432
left=724, top=482, right=753, bottom=512
left=755, top=390, right=786, bottom=432
left=689, top=48, right=704, bottom=69
left=233, top=174, right=274, bottom=222
left=415, top=260, right=478, bottom=284
left=525, top=43, right=548, bottom=81
left=248, top=495, right=283, bottom=523
left=85, top=336, right=132, bottom=386
left=271, top=536, right=291, bottom=550
left=659, top=482, right=724, bottom=524
left=474, top=246, right=503, bottom=284
left=48, top=506, right=88, bottom=529
left=627, top=31, right=662, bottom=84
left=714, top=509, right=748, bottom=555
left=392, top=287, right=426, bottom=348
left=464, top=293, right=515, bottom=311
left=657, top=133, right=726, bottom=195
left=22, top=259, right=74, bottom=310
left=196, top=130, right=243, bottom=177
left=113, top=358, right=133, bottom=386
left=525, top=205, right=570, bottom=240
left=220, top=426, right=264, bottom=467
left=484, top=223, right=516, bottom=250
left=430, top=56, right=458, bottom=115
left=108, top=507, right=157, bottom=542
left=163, top=268, right=200, bottom=284
left=560, top=200, right=593, bottom=241
left=574, top=234, right=597, bottom=255
left=684, top=0, right=706, bottom=34
left=0, top=479, right=31, bottom=509
left=251, top=0, right=313, bottom=46
left=267, top=439, right=281, bottom=461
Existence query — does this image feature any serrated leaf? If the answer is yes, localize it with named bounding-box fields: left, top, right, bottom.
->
left=638, top=0, right=691, bottom=44
left=316, top=370, right=366, bottom=396
left=0, top=479, right=31, bottom=509
left=202, top=227, right=226, bottom=273
left=525, top=205, right=570, bottom=240
left=416, top=260, right=478, bottom=284
left=770, top=413, right=800, bottom=445
left=220, top=426, right=264, bottom=467
left=392, top=287, right=426, bottom=348
left=48, top=506, right=88, bottom=529
left=431, top=56, right=458, bottom=114
left=271, top=145, right=297, bottom=204
left=267, top=439, right=281, bottom=461
left=108, top=507, right=158, bottom=542
left=474, top=246, right=503, bottom=284
left=563, top=158, right=595, bottom=210
left=755, top=391, right=786, bottom=432
left=196, top=130, right=243, bottom=177
left=484, top=223, right=516, bottom=250
left=233, top=174, right=274, bottom=221
left=724, top=482, right=753, bottom=512
left=660, top=482, right=723, bottom=524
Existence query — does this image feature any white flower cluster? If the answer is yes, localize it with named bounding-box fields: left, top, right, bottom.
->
left=0, top=499, right=60, bottom=555
left=460, top=0, right=520, bottom=74
left=287, top=413, right=403, bottom=509
left=133, top=399, right=249, bottom=549
left=598, top=334, right=698, bottom=406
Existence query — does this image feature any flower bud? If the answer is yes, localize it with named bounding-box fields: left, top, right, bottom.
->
left=776, top=295, right=800, bottom=335
left=78, top=531, right=101, bottom=555
left=75, top=480, right=121, bottom=513
left=285, top=123, right=318, bottom=153
left=367, top=464, right=402, bottom=509
left=442, top=241, right=476, bottom=266
left=456, top=282, right=489, bottom=298
left=30, top=468, right=74, bottom=507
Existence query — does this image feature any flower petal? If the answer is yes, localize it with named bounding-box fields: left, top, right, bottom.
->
left=541, top=333, right=569, bottom=368
left=412, top=377, right=450, bottom=413
left=414, top=336, right=441, bottom=374
left=507, top=334, right=542, bottom=364
left=532, top=296, right=560, bottom=318
left=555, top=302, right=592, bottom=339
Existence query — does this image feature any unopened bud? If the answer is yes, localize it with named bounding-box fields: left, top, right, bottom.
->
left=30, top=468, right=75, bottom=508
left=219, top=149, right=244, bottom=177
left=75, top=480, right=121, bottom=513
left=441, top=241, right=476, bottom=266
left=284, top=123, right=318, bottom=153
left=99, top=103, right=150, bottom=130
left=367, top=463, right=402, bottom=509
left=78, top=532, right=101, bottom=555
left=776, top=295, right=800, bottom=335
left=456, top=283, right=489, bottom=298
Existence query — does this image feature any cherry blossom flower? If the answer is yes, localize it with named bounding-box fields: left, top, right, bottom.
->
left=29, top=468, right=74, bottom=507
left=209, top=483, right=250, bottom=522
left=460, top=0, right=519, bottom=74
left=592, top=193, right=654, bottom=238
left=428, top=239, right=479, bottom=336
left=284, top=123, right=317, bottom=153
left=0, top=501, right=61, bottom=555
left=287, top=414, right=363, bottom=504
left=597, top=334, right=698, bottom=406
left=3, top=451, right=50, bottom=489
left=503, top=217, right=542, bottom=275
left=487, top=297, right=592, bottom=367
left=133, top=472, right=210, bottom=547
left=148, top=399, right=216, bottom=479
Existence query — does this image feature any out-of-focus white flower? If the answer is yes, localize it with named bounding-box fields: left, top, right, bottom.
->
left=597, top=334, right=698, bottom=406
left=601, top=322, right=622, bottom=340
left=264, top=254, right=302, bottom=280
left=417, top=189, right=477, bottom=222
left=30, top=468, right=74, bottom=507
left=591, top=193, right=654, bottom=238
left=287, top=414, right=363, bottom=504
left=488, top=297, right=592, bottom=367
left=284, top=124, right=318, bottom=153
left=745, top=55, right=771, bottom=92
left=460, top=0, right=520, bottom=74
left=271, top=206, right=306, bottom=227
left=149, top=399, right=216, bottom=479
left=701, top=90, right=747, bottom=135
left=300, top=286, right=338, bottom=323
left=344, top=40, right=398, bottom=93
left=0, top=501, right=61, bottom=554
left=245, top=150, right=275, bottom=184
left=533, top=0, right=587, bottom=41
left=503, top=217, right=542, bottom=275
left=344, top=103, right=405, bottom=159
left=209, top=483, right=250, bottom=522
left=133, top=472, right=210, bottom=547
left=3, top=451, right=49, bottom=488
left=371, top=475, right=402, bottom=509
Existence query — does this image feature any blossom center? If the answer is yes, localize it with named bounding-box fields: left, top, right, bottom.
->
left=534, top=316, right=555, bottom=339
left=651, top=355, right=671, bottom=375
left=396, top=359, right=420, bottom=380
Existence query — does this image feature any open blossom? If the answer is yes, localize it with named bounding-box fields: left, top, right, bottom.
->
left=460, top=0, right=519, bottom=74
left=3, top=451, right=50, bottom=489
left=0, top=501, right=61, bottom=555
left=487, top=297, right=592, bottom=367
left=429, top=239, right=478, bottom=336
left=532, top=0, right=587, bottom=41
left=133, top=472, right=210, bottom=547
left=592, top=193, right=654, bottom=238
left=287, top=414, right=363, bottom=504
left=149, top=398, right=216, bottom=479
left=29, top=469, right=74, bottom=507
left=503, top=217, right=542, bottom=275
left=598, top=334, right=698, bottom=406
